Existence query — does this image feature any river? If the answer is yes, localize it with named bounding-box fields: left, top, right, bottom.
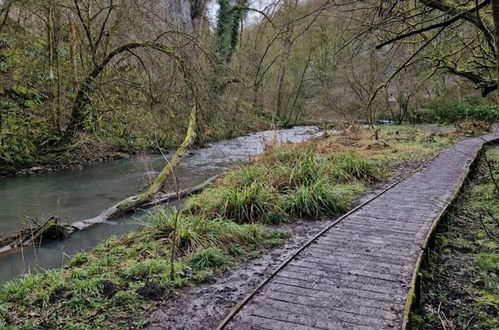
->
left=0, top=126, right=325, bottom=283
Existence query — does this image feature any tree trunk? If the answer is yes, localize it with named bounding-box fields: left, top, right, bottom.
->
left=0, top=0, right=13, bottom=34
left=492, top=0, right=499, bottom=88
left=276, top=32, right=292, bottom=118
left=69, top=15, right=79, bottom=91
left=275, top=0, right=297, bottom=119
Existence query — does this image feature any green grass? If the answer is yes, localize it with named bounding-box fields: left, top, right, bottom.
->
left=185, top=146, right=379, bottom=224
left=284, top=182, right=364, bottom=218
left=0, top=221, right=284, bottom=329
left=149, top=208, right=275, bottom=253
left=328, top=151, right=385, bottom=183
left=184, top=184, right=286, bottom=224
left=188, top=248, right=232, bottom=271
left=0, top=125, right=458, bottom=329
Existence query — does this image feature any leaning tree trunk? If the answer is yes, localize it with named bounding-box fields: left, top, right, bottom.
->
left=64, top=42, right=153, bottom=140
left=103, top=105, right=197, bottom=219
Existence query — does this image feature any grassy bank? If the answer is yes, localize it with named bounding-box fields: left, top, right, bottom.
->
left=0, top=125, right=458, bottom=329
left=409, top=146, right=499, bottom=329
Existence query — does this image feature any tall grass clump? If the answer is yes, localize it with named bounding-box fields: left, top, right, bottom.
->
left=223, top=164, right=270, bottom=187
left=327, top=151, right=385, bottom=183
left=286, top=149, right=321, bottom=187
left=187, top=248, right=231, bottom=271
left=285, top=182, right=364, bottom=218
left=148, top=208, right=276, bottom=253
left=184, top=183, right=286, bottom=224
left=185, top=146, right=380, bottom=225
left=264, top=147, right=322, bottom=189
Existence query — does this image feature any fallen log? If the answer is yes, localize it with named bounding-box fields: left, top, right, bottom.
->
left=0, top=174, right=220, bottom=256
left=0, top=217, right=68, bottom=254
left=68, top=174, right=220, bottom=233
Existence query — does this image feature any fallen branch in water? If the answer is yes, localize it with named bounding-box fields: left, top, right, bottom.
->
left=0, top=106, right=204, bottom=257
left=69, top=173, right=220, bottom=233
left=0, top=217, right=68, bottom=254
left=0, top=174, right=220, bottom=256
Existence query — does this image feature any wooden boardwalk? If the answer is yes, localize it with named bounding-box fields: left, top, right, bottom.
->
left=218, top=128, right=499, bottom=330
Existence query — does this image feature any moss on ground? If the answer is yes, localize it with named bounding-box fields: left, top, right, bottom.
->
left=0, top=125, right=457, bottom=329
left=409, top=147, right=499, bottom=330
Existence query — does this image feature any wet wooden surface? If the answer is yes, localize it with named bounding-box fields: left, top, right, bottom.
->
left=222, top=128, right=499, bottom=330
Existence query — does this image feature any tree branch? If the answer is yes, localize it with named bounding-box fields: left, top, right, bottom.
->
left=376, top=0, right=491, bottom=49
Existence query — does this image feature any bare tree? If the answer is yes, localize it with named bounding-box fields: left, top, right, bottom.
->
left=374, top=0, right=497, bottom=96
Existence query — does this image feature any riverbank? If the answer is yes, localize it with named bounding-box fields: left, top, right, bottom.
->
left=408, top=146, right=499, bottom=329
left=0, top=125, right=462, bottom=328
left=0, top=118, right=275, bottom=178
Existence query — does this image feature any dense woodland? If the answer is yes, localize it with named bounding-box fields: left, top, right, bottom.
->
left=0, top=0, right=498, bottom=172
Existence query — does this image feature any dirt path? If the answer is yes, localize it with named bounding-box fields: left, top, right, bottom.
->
left=147, top=128, right=498, bottom=330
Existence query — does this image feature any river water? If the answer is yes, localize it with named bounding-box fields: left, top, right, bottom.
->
left=0, top=126, right=325, bottom=283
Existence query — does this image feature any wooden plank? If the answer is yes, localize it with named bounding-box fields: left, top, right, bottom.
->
left=275, top=270, right=407, bottom=295
left=247, top=296, right=395, bottom=328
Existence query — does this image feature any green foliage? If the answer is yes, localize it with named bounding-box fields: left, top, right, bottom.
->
left=7, top=85, right=47, bottom=108
left=0, top=32, right=57, bottom=167
left=474, top=254, right=499, bottom=292
left=0, top=116, right=41, bottom=165
left=420, top=103, right=499, bottom=123
left=0, top=25, right=274, bottom=170
left=409, top=147, right=499, bottom=329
